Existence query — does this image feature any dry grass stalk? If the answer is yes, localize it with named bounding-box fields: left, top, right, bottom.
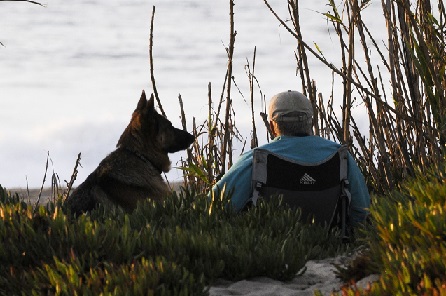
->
left=342, top=0, right=358, bottom=146
left=65, top=152, right=81, bottom=201
left=51, top=172, right=60, bottom=204
left=0, top=0, right=44, bottom=6
left=255, top=0, right=446, bottom=193
left=247, top=47, right=259, bottom=149
left=149, top=6, right=166, bottom=117
left=149, top=0, right=444, bottom=196
left=34, top=152, right=49, bottom=212
left=221, top=0, right=236, bottom=174
left=206, top=83, right=215, bottom=185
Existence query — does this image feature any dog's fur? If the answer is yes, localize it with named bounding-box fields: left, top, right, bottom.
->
left=64, top=91, right=195, bottom=215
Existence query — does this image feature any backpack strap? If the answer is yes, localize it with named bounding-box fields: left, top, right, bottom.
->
left=338, top=145, right=351, bottom=205
left=338, top=145, right=352, bottom=241
left=251, top=149, right=268, bottom=207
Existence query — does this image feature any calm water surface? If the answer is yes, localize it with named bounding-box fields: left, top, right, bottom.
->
left=0, top=0, right=384, bottom=188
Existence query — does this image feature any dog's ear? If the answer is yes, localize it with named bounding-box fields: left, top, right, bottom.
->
left=136, top=90, right=147, bottom=111
left=147, top=93, right=155, bottom=112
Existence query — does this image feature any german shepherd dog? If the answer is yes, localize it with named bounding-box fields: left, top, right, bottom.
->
left=64, top=90, right=195, bottom=215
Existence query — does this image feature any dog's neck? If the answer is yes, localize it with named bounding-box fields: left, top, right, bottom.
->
left=123, top=148, right=163, bottom=174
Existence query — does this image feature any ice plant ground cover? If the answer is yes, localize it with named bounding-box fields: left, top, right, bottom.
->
left=0, top=185, right=350, bottom=295
left=1, top=162, right=445, bottom=295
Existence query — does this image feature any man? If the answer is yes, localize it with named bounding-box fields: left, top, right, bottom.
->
left=210, top=90, right=370, bottom=225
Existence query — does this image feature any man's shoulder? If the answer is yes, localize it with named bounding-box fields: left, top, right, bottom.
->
left=259, top=135, right=340, bottom=148
left=306, top=135, right=341, bottom=145
left=255, top=135, right=343, bottom=163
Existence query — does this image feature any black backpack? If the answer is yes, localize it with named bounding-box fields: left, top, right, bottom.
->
left=250, top=145, right=351, bottom=241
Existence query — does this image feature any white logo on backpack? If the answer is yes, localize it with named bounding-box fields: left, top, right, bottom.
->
left=300, top=173, right=316, bottom=185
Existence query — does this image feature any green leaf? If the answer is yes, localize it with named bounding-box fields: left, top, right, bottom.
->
left=322, top=12, right=342, bottom=24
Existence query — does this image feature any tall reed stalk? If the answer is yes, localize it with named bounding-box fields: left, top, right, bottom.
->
left=161, top=0, right=445, bottom=195
left=221, top=0, right=237, bottom=175
left=178, top=0, right=248, bottom=193
left=0, top=0, right=43, bottom=6
left=262, top=0, right=445, bottom=193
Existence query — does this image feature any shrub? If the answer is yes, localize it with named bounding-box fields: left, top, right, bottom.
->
left=336, top=163, right=446, bottom=295
left=0, top=188, right=349, bottom=295
left=368, top=164, right=446, bottom=295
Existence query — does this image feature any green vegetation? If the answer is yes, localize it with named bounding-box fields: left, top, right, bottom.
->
left=0, top=186, right=348, bottom=295
left=2, top=167, right=446, bottom=295
left=367, top=165, right=446, bottom=295
left=335, top=163, right=446, bottom=295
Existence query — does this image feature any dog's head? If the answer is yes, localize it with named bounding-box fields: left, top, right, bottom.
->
left=119, top=91, right=195, bottom=155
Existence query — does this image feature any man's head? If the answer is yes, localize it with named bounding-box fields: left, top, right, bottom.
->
left=268, top=90, right=314, bottom=137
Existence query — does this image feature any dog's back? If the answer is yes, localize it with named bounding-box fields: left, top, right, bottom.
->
left=65, top=91, right=194, bottom=215
left=65, top=172, right=99, bottom=216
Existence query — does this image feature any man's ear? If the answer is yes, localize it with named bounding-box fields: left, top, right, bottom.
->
left=136, top=90, right=147, bottom=110
left=269, top=121, right=278, bottom=138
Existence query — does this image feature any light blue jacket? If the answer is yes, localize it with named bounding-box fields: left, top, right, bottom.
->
left=210, top=135, right=370, bottom=224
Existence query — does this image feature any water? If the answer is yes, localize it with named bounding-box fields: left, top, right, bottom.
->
left=0, top=0, right=384, bottom=188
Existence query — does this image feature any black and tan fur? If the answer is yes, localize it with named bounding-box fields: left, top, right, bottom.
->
left=64, top=91, right=195, bottom=215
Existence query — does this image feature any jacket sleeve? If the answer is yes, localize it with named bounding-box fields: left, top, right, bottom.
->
left=209, top=150, right=254, bottom=212
left=347, top=153, right=371, bottom=224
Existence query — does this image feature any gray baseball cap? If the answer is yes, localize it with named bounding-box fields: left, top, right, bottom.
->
left=268, top=90, right=313, bottom=122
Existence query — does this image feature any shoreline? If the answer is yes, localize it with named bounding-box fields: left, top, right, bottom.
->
left=5, top=187, right=62, bottom=204
left=6, top=181, right=184, bottom=204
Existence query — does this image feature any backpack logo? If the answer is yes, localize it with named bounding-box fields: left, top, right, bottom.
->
left=300, top=173, right=316, bottom=185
